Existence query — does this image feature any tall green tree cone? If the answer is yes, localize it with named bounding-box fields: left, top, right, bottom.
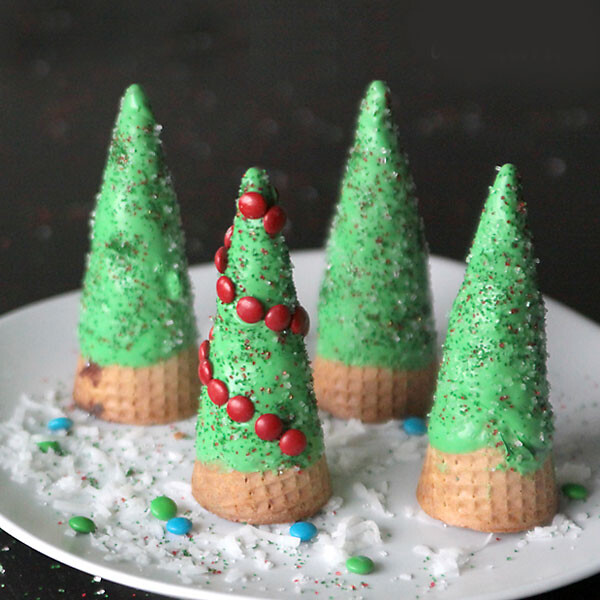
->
left=314, top=80, right=437, bottom=422
left=417, top=164, right=557, bottom=533
left=73, top=84, right=199, bottom=425
left=192, top=167, right=331, bottom=524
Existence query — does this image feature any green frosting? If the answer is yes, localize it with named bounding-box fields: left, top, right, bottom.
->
left=195, top=168, right=325, bottom=473
left=78, top=84, right=197, bottom=367
left=317, top=80, right=436, bottom=370
left=427, top=164, right=553, bottom=475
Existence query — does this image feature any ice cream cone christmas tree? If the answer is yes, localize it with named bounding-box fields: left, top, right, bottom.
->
left=192, top=167, right=331, bottom=524
left=314, top=80, right=437, bottom=422
left=417, top=164, right=557, bottom=532
left=74, top=84, right=199, bottom=424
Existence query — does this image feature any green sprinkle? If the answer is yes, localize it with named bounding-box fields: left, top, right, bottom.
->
left=150, top=495, right=177, bottom=520
left=68, top=516, right=96, bottom=534
left=561, top=483, right=589, bottom=500
left=37, top=441, right=63, bottom=455
left=346, top=555, right=374, bottom=575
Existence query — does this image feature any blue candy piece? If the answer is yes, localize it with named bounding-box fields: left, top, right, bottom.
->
left=47, top=417, right=73, bottom=432
left=403, top=416, right=427, bottom=436
left=166, top=517, right=192, bottom=536
left=289, top=521, right=318, bottom=542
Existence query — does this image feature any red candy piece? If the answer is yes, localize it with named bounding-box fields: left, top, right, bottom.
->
left=199, top=340, right=210, bottom=361
left=224, top=225, right=234, bottom=249
left=279, top=429, right=307, bottom=456
left=227, top=396, right=255, bottom=423
left=198, top=360, right=213, bottom=385
left=216, top=276, right=235, bottom=304
left=263, top=206, right=286, bottom=236
left=214, top=246, right=228, bottom=273
left=209, top=326, right=214, bottom=341
left=265, top=304, right=291, bottom=332
left=236, top=296, right=264, bottom=323
left=238, top=192, right=268, bottom=219
left=255, top=414, right=284, bottom=441
left=290, top=306, right=310, bottom=336
left=207, top=379, right=228, bottom=406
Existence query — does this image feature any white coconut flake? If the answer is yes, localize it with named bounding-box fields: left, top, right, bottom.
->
left=412, top=533, right=493, bottom=578
left=353, top=482, right=394, bottom=517
left=525, top=514, right=583, bottom=541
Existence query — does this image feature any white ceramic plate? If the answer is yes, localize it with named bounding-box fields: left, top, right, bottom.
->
left=1, top=250, right=599, bottom=600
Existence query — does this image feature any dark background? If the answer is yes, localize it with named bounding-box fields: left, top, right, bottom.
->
left=1, top=1, right=599, bottom=599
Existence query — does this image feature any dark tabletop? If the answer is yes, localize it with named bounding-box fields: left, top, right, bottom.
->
left=1, top=2, right=599, bottom=599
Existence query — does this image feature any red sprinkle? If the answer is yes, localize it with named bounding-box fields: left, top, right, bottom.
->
left=199, top=340, right=210, bottom=360
left=224, top=225, right=234, bottom=249
left=207, top=379, right=228, bottom=406
left=263, top=205, right=286, bottom=236
left=236, top=296, right=265, bottom=323
left=214, top=246, right=228, bottom=273
left=265, top=304, right=292, bottom=332
left=209, top=326, right=214, bottom=341
left=279, top=429, right=307, bottom=455
left=216, top=276, right=235, bottom=303
left=290, top=306, right=310, bottom=336
left=198, top=360, right=213, bottom=385
left=227, top=396, right=255, bottom=422
left=255, top=413, right=284, bottom=441
left=238, top=192, right=268, bottom=219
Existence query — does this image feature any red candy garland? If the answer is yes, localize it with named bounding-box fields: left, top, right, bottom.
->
left=216, top=276, right=235, bottom=303
left=207, top=379, right=228, bottom=406
left=279, top=429, right=307, bottom=456
left=227, top=396, right=255, bottom=423
left=198, top=360, right=212, bottom=385
left=263, top=206, right=286, bottom=236
left=224, top=225, right=234, bottom=249
left=236, top=296, right=265, bottom=323
left=214, top=246, right=227, bottom=273
left=265, top=304, right=291, bottom=332
left=238, top=192, right=268, bottom=219
left=199, top=340, right=210, bottom=360
left=255, top=413, right=283, bottom=441
left=201, top=193, right=310, bottom=454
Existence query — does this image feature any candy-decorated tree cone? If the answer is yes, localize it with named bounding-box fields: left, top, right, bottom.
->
left=74, top=84, right=199, bottom=424
left=315, top=80, right=437, bottom=422
left=417, top=165, right=557, bottom=532
left=192, top=168, right=331, bottom=524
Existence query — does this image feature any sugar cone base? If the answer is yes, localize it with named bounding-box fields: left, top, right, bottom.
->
left=417, top=445, right=557, bottom=533
left=73, top=345, right=199, bottom=425
left=192, top=455, right=332, bottom=524
left=313, top=356, right=437, bottom=422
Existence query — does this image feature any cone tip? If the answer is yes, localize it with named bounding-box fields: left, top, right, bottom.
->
left=364, top=80, right=391, bottom=106
left=121, top=84, right=153, bottom=118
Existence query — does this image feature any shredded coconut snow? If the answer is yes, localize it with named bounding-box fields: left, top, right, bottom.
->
left=525, top=514, right=582, bottom=541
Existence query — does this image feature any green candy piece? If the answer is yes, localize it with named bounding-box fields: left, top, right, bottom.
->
left=78, top=84, right=197, bottom=368
left=346, top=555, right=374, bottom=575
left=561, top=483, right=588, bottom=500
left=37, top=441, right=63, bottom=455
left=150, top=495, right=177, bottom=520
left=427, top=165, right=553, bottom=476
left=69, top=516, right=96, bottom=534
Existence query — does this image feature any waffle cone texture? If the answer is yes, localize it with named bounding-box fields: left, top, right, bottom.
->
left=192, top=455, right=332, bottom=524
left=313, top=356, right=437, bottom=423
left=73, top=345, right=199, bottom=425
left=417, top=445, right=557, bottom=533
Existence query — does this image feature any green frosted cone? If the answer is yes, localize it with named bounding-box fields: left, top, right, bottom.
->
left=78, top=84, right=197, bottom=367
left=317, top=80, right=436, bottom=371
left=195, top=167, right=326, bottom=473
left=427, top=164, right=553, bottom=475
